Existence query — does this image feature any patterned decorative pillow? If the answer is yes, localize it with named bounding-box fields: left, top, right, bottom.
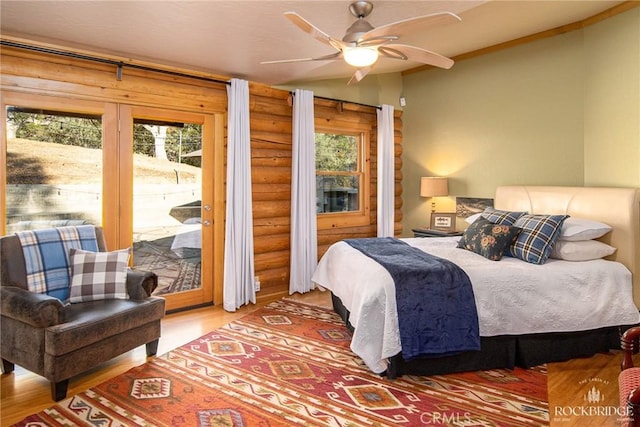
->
left=69, top=248, right=131, bottom=303
left=457, top=217, right=521, bottom=261
left=481, top=207, right=526, bottom=226
left=509, top=214, right=570, bottom=264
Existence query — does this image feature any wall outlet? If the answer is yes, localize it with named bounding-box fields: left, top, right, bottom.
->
left=254, top=276, right=260, bottom=292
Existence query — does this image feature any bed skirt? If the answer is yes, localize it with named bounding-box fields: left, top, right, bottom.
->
left=331, top=293, right=628, bottom=378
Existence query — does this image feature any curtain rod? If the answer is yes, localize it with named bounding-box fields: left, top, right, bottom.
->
left=291, top=91, right=381, bottom=110
left=1, top=40, right=231, bottom=86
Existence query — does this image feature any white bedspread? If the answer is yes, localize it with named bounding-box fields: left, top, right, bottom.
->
left=311, top=237, right=640, bottom=373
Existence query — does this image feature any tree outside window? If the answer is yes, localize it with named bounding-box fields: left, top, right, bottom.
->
left=315, top=129, right=370, bottom=229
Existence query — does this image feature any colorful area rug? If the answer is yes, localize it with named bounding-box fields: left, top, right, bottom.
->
left=13, top=299, right=548, bottom=426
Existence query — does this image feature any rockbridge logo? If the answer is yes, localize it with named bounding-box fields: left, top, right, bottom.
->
left=585, top=385, right=604, bottom=404
left=553, top=376, right=631, bottom=423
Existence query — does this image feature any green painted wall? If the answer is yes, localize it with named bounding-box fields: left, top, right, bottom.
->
left=402, top=7, right=640, bottom=235
left=583, top=8, right=640, bottom=187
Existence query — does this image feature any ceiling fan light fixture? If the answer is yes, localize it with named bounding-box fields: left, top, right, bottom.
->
left=271, top=4, right=460, bottom=84
left=343, top=46, right=379, bottom=67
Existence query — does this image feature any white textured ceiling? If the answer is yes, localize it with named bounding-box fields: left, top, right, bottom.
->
left=0, top=1, right=627, bottom=85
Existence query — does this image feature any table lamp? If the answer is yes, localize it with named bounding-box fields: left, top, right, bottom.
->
left=420, top=177, right=449, bottom=212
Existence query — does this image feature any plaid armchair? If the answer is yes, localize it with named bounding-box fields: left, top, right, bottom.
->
left=0, top=225, right=165, bottom=401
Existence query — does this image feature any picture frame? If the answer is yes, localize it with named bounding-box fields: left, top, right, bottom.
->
left=455, top=197, right=494, bottom=218
left=430, top=212, right=457, bottom=232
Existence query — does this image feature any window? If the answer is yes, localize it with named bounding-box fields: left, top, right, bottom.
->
left=315, top=127, right=370, bottom=229
left=5, top=106, right=103, bottom=233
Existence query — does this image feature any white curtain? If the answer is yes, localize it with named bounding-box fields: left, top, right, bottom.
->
left=377, top=104, right=395, bottom=237
left=289, top=89, right=318, bottom=294
left=223, top=78, right=256, bottom=311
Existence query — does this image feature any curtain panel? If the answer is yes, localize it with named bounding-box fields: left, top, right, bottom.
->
left=289, top=89, right=318, bottom=294
left=223, top=78, right=256, bottom=311
left=377, top=104, right=395, bottom=237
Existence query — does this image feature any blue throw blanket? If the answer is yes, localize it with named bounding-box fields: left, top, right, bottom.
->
left=16, top=225, right=99, bottom=302
left=344, top=237, right=480, bottom=360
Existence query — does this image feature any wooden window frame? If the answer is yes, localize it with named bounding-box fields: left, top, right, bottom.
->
left=315, top=123, right=371, bottom=230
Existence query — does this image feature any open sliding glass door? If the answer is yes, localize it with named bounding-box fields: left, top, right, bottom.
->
left=118, top=106, right=215, bottom=312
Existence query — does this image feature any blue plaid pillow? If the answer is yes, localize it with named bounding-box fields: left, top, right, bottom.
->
left=481, top=207, right=526, bottom=226
left=509, top=214, right=569, bottom=264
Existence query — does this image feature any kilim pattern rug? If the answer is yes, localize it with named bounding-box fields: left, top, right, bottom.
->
left=13, top=299, right=549, bottom=426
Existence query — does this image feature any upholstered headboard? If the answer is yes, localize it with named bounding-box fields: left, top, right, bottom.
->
left=494, top=186, right=640, bottom=308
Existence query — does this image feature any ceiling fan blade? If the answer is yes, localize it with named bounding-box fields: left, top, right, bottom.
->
left=348, top=66, right=373, bottom=85
left=284, top=11, right=342, bottom=51
left=261, top=52, right=342, bottom=65
left=359, top=12, right=461, bottom=45
left=380, top=44, right=454, bottom=69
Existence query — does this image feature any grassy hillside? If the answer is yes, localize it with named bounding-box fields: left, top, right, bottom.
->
left=7, top=138, right=201, bottom=184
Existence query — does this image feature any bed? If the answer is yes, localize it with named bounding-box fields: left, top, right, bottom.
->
left=312, top=186, right=640, bottom=378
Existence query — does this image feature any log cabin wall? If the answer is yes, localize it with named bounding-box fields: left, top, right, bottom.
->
left=0, top=40, right=403, bottom=305
left=249, top=88, right=404, bottom=300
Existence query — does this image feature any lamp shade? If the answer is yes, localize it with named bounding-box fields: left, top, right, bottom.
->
left=420, top=177, right=448, bottom=197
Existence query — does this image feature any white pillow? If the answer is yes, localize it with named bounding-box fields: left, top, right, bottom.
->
left=465, top=213, right=482, bottom=224
left=559, top=218, right=612, bottom=241
left=550, top=240, right=616, bottom=261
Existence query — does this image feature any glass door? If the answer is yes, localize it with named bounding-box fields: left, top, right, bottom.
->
left=1, top=93, right=114, bottom=237
left=121, top=106, right=214, bottom=311
left=2, top=94, right=216, bottom=311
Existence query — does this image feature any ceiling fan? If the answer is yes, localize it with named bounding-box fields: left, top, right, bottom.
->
left=261, top=1, right=461, bottom=84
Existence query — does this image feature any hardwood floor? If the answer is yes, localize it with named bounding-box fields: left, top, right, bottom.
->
left=0, top=290, right=332, bottom=426
left=0, top=290, right=630, bottom=426
left=548, top=351, right=626, bottom=427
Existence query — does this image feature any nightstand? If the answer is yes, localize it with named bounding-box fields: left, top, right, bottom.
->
left=412, top=228, right=464, bottom=238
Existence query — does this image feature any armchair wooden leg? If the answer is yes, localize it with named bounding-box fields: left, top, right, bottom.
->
left=1, top=358, right=15, bottom=374
left=146, top=339, right=159, bottom=357
left=52, top=379, right=69, bottom=401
